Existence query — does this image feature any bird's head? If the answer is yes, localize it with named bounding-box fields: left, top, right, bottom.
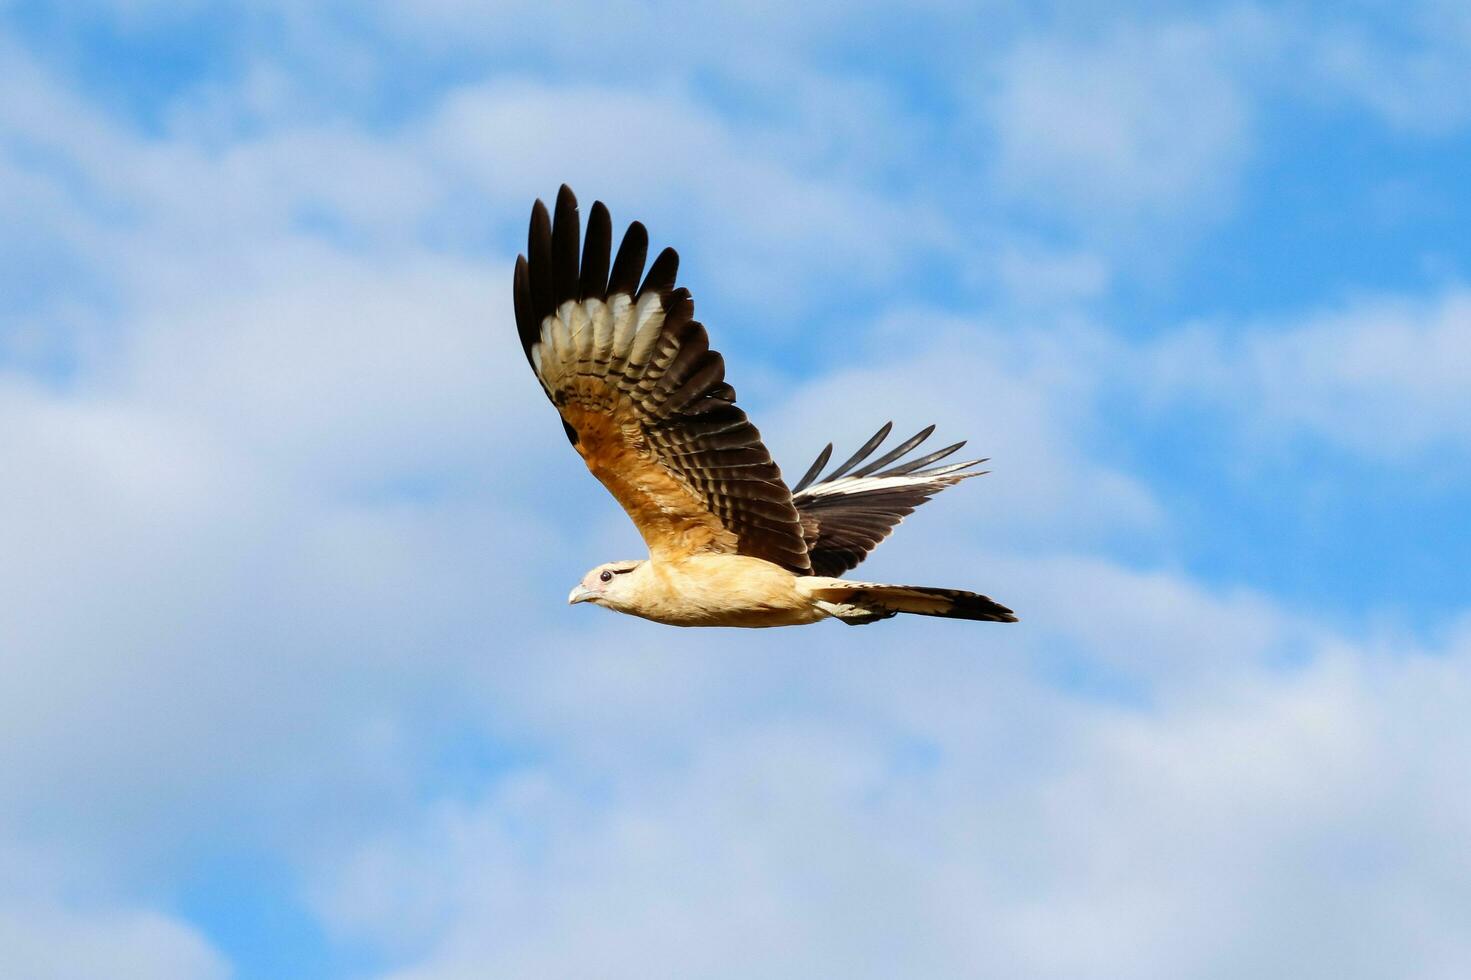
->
left=568, top=560, right=644, bottom=609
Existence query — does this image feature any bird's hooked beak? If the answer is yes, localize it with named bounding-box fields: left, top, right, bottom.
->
left=568, top=585, right=595, bottom=605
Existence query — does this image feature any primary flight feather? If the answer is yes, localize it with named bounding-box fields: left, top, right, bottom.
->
left=513, top=185, right=1016, bottom=627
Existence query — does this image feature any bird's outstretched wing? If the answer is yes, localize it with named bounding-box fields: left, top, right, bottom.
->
left=513, top=185, right=811, bottom=572
left=792, top=423, right=986, bottom=577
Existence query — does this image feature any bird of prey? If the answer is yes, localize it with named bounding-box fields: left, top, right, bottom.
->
left=513, top=186, right=1016, bottom=628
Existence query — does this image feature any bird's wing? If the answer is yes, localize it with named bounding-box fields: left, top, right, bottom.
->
left=792, top=423, right=987, bottom=577
left=513, top=186, right=810, bottom=572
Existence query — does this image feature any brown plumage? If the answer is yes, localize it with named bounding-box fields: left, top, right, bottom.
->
left=514, top=186, right=1016, bottom=628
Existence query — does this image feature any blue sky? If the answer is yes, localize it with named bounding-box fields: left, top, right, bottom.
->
left=3, top=1, right=1471, bottom=977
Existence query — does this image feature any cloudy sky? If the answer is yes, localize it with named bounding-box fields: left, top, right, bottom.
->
left=4, top=1, right=1471, bottom=977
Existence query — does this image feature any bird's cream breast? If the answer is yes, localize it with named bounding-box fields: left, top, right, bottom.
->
left=622, top=554, right=824, bottom=628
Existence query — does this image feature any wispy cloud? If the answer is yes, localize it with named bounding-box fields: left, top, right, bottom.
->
left=0, top=901, right=225, bottom=980
left=1309, top=1, right=1471, bottom=134
left=310, top=586, right=1471, bottom=980
left=981, top=13, right=1267, bottom=229
left=1146, top=288, right=1471, bottom=462
left=3, top=2, right=1470, bottom=977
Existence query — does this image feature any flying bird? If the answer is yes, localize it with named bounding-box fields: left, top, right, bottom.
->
left=513, top=185, right=1016, bottom=628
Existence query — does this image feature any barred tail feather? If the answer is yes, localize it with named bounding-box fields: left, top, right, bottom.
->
left=801, top=579, right=1017, bottom=626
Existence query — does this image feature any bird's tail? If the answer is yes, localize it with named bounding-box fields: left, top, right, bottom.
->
left=798, top=579, right=1017, bottom=626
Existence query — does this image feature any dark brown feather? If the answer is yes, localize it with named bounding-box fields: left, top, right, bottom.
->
left=794, top=424, right=987, bottom=577
left=580, top=201, right=612, bottom=300
left=607, top=221, right=648, bottom=298
left=640, top=246, right=679, bottom=297
left=791, top=443, right=832, bottom=494
left=550, top=184, right=580, bottom=307
left=826, top=421, right=892, bottom=481
left=512, top=255, right=538, bottom=367
left=527, top=199, right=553, bottom=326
left=852, top=424, right=934, bottom=477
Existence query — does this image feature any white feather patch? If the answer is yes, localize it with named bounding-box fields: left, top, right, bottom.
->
left=562, top=299, right=591, bottom=360
left=533, top=290, right=678, bottom=393
left=796, top=466, right=978, bottom=499
left=625, top=292, right=667, bottom=371
left=587, top=297, right=613, bottom=366
left=606, top=293, right=636, bottom=371
left=536, top=317, right=561, bottom=387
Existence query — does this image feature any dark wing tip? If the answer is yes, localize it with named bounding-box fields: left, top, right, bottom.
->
left=826, top=421, right=894, bottom=481
left=640, top=246, right=679, bottom=297
left=607, top=220, right=649, bottom=297
left=853, top=423, right=937, bottom=478
left=513, top=254, right=538, bottom=363
left=792, top=443, right=834, bottom=494
left=890, top=439, right=966, bottom=475
left=527, top=198, right=554, bottom=322
left=528, top=197, right=550, bottom=251
left=551, top=184, right=581, bottom=307
left=580, top=200, right=612, bottom=300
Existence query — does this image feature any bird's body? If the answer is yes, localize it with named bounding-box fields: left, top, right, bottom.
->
left=568, top=554, right=1019, bottom=628
left=514, top=185, right=1017, bottom=628
left=574, top=555, right=826, bottom=628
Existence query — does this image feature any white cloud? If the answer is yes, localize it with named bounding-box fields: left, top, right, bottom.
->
left=0, top=34, right=965, bottom=897
left=0, top=903, right=226, bottom=980
left=757, top=310, right=1161, bottom=551
left=983, top=15, right=1262, bottom=226
left=309, top=581, right=1471, bottom=980
left=5, top=9, right=1471, bottom=978
left=0, top=845, right=225, bottom=980
left=423, top=79, right=944, bottom=323
left=993, top=243, right=1111, bottom=306
left=1308, top=3, right=1471, bottom=135
left=1146, top=287, right=1471, bottom=461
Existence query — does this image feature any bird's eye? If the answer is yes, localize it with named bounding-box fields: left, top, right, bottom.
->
left=599, top=570, right=613, bottom=583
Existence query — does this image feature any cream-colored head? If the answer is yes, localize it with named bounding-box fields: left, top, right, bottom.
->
left=567, top=560, right=645, bottom=610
